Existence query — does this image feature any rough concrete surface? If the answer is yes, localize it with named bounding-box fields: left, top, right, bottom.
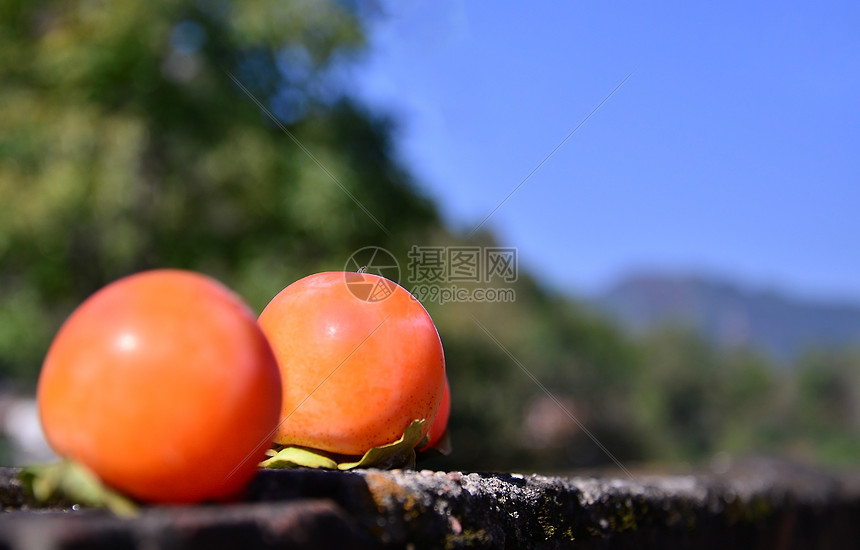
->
left=1, top=457, right=859, bottom=549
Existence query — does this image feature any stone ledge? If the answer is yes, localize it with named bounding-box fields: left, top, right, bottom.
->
left=2, top=457, right=859, bottom=549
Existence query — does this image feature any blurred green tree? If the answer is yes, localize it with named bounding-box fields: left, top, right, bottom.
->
left=789, top=350, right=860, bottom=464
left=629, top=326, right=723, bottom=460
left=0, top=0, right=437, bottom=381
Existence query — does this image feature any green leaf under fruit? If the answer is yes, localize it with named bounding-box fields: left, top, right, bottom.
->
left=261, top=419, right=426, bottom=471
left=338, top=419, right=426, bottom=470
left=19, top=460, right=138, bottom=517
left=260, top=446, right=339, bottom=469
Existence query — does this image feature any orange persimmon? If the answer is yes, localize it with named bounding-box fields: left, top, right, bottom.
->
left=258, top=271, right=446, bottom=456
left=37, top=269, right=282, bottom=503
left=420, top=377, right=450, bottom=451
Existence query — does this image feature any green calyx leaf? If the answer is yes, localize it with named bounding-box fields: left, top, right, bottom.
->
left=18, top=460, right=138, bottom=517
left=418, top=428, right=452, bottom=457
left=261, top=419, right=426, bottom=471
left=338, top=419, right=425, bottom=470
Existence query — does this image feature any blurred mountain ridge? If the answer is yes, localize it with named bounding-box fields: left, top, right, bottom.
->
left=592, top=272, right=860, bottom=363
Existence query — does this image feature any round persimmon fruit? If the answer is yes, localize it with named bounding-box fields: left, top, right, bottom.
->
left=37, top=269, right=282, bottom=504
left=420, top=377, right=450, bottom=452
left=258, top=271, right=446, bottom=456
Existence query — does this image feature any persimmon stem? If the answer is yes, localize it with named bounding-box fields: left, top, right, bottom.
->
left=357, top=266, right=367, bottom=273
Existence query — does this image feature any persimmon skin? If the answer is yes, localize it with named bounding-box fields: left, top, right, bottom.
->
left=420, top=377, right=450, bottom=451
left=37, top=269, right=282, bottom=504
left=259, top=272, right=446, bottom=456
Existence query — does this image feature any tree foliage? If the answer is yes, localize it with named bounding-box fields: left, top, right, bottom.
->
left=0, top=0, right=436, bottom=380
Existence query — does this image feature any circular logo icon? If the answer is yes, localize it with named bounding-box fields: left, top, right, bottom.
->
left=343, top=246, right=400, bottom=302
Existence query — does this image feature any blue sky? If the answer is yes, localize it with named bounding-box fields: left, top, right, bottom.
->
left=348, top=2, right=859, bottom=302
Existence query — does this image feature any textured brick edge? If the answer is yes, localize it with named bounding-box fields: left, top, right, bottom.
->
left=2, top=458, right=860, bottom=549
